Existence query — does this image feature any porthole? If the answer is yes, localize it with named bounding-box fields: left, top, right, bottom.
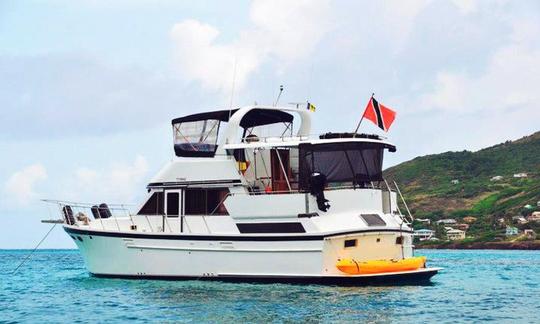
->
left=396, top=236, right=403, bottom=245
left=376, top=238, right=381, bottom=243
left=77, top=236, right=83, bottom=242
left=344, top=239, right=357, bottom=248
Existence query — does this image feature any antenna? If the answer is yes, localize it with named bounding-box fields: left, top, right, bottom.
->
left=306, top=63, right=314, bottom=102
left=228, top=54, right=238, bottom=119
left=273, top=85, right=284, bottom=107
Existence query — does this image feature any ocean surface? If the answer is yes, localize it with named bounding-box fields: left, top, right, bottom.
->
left=0, top=249, right=539, bottom=323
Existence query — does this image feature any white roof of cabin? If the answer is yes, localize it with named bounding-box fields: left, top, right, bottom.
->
left=222, top=137, right=395, bottom=150
left=220, top=105, right=312, bottom=146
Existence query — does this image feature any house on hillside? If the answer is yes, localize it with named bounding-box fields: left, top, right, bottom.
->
left=414, top=229, right=435, bottom=241
left=490, top=175, right=503, bottom=181
left=463, top=216, right=477, bottom=223
left=512, top=216, right=528, bottom=225
left=455, top=223, right=470, bottom=231
left=416, top=218, right=431, bottom=225
left=528, top=211, right=540, bottom=222
left=505, top=226, right=519, bottom=236
left=513, top=173, right=528, bottom=178
left=437, top=219, right=457, bottom=225
left=451, top=179, right=460, bottom=184
left=524, top=229, right=537, bottom=240
left=447, top=229, right=466, bottom=240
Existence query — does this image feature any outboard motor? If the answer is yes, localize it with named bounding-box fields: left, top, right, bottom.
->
left=62, top=205, right=76, bottom=225
left=309, top=172, right=331, bottom=212
left=98, top=203, right=112, bottom=219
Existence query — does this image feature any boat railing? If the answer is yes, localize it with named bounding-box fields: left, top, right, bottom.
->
left=41, top=199, right=206, bottom=234
left=382, top=180, right=414, bottom=225
left=41, top=199, right=135, bottom=231
left=239, top=132, right=388, bottom=144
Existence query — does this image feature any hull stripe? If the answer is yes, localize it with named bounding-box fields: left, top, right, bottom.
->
left=64, top=226, right=412, bottom=241
left=90, top=269, right=439, bottom=285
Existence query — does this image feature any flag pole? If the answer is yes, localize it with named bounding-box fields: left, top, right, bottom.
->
left=353, top=93, right=374, bottom=137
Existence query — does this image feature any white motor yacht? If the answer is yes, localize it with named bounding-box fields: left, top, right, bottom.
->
left=44, top=105, right=440, bottom=284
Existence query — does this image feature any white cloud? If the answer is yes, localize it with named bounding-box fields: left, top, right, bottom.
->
left=378, top=0, right=432, bottom=51
left=3, top=164, right=48, bottom=205
left=418, top=16, right=540, bottom=115
left=170, top=0, right=332, bottom=91
left=451, top=0, right=478, bottom=15
left=0, top=54, right=209, bottom=139
left=65, top=155, right=149, bottom=204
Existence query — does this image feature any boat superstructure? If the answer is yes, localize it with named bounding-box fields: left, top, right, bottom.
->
left=45, top=105, right=440, bottom=284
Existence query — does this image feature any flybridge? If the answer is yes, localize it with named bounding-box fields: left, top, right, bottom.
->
left=171, top=106, right=311, bottom=157
left=168, top=105, right=397, bottom=194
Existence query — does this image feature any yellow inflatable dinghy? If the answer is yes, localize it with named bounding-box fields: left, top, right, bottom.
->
left=336, top=256, right=426, bottom=275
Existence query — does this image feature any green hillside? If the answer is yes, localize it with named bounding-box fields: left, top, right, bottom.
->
left=384, top=131, right=540, bottom=244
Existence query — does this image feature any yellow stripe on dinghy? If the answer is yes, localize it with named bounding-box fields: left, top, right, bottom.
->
left=336, top=256, right=427, bottom=275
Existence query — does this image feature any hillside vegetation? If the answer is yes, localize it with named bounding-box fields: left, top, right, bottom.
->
left=384, top=131, right=540, bottom=243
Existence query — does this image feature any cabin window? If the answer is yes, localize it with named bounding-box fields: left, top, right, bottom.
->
left=137, top=192, right=164, bottom=215
left=299, top=142, right=393, bottom=190
left=396, top=236, right=403, bottom=245
left=344, top=239, right=357, bottom=248
left=172, top=119, right=220, bottom=157
left=184, top=188, right=229, bottom=215
left=360, top=214, right=386, bottom=226
left=166, top=192, right=180, bottom=216
left=237, top=222, right=305, bottom=234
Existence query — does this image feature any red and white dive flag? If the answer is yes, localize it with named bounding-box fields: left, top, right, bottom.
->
left=362, top=97, right=396, bottom=132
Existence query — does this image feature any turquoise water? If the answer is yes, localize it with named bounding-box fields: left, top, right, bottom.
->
left=1, top=249, right=539, bottom=323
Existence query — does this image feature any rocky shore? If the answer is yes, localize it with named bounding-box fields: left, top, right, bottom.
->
left=419, top=241, right=540, bottom=250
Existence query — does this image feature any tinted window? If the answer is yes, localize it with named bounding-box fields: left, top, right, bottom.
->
left=237, top=222, right=305, bottom=233
left=299, top=142, right=388, bottom=189
left=185, top=188, right=229, bottom=215
left=360, top=214, right=386, bottom=226
left=138, top=192, right=164, bottom=215
left=166, top=192, right=180, bottom=216
left=344, top=239, right=357, bottom=248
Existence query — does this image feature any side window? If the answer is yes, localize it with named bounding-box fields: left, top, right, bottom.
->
left=137, top=192, right=164, bottom=215
left=185, top=189, right=206, bottom=215
left=166, top=192, right=180, bottom=216
left=184, top=188, right=229, bottom=215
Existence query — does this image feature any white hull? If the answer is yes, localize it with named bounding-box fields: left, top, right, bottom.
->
left=65, top=226, right=439, bottom=284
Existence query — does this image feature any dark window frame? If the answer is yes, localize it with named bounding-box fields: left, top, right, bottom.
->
left=344, top=239, right=357, bottom=248
left=184, top=188, right=229, bottom=216
left=137, top=191, right=164, bottom=215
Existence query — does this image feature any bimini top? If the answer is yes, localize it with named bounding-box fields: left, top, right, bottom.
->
left=171, top=108, right=294, bottom=129
left=171, top=106, right=307, bottom=158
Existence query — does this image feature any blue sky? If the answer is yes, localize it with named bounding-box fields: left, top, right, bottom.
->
left=1, top=0, right=539, bottom=248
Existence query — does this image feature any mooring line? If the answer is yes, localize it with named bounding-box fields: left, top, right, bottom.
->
left=12, top=223, right=57, bottom=275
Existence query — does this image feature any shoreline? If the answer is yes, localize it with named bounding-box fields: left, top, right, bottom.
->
left=418, top=241, right=540, bottom=250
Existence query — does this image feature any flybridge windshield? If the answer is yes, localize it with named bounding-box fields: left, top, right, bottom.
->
left=298, top=142, right=393, bottom=190
left=171, top=109, right=296, bottom=157
left=173, top=119, right=220, bottom=157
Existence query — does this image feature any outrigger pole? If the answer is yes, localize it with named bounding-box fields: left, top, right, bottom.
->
left=353, top=93, right=374, bottom=137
